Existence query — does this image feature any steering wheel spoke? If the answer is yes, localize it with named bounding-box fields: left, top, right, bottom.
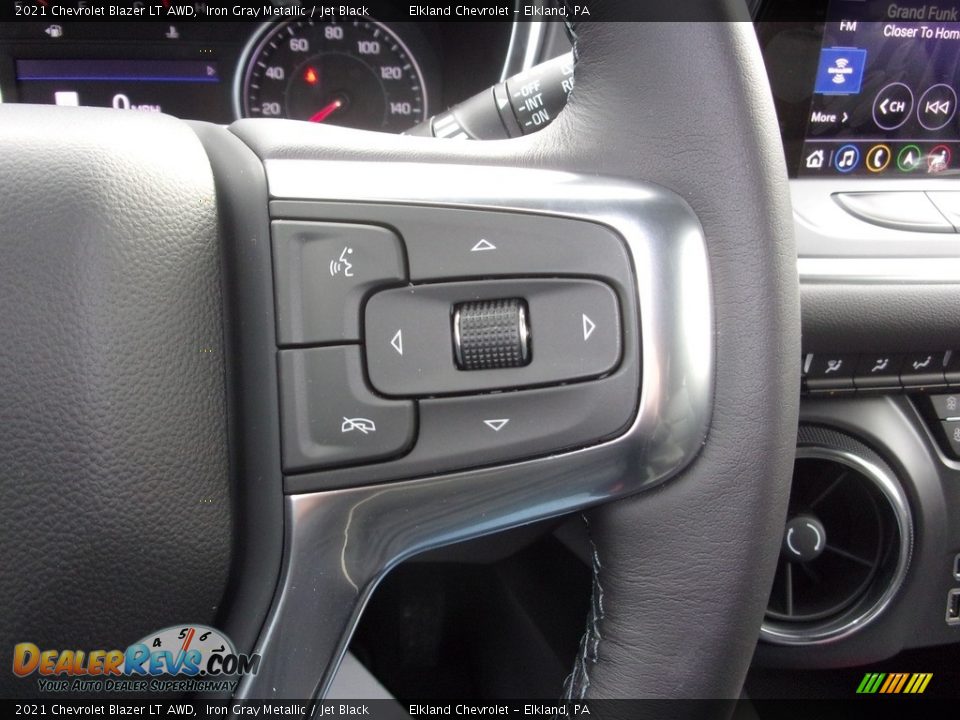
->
left=215, top=160, right=713, bottom=699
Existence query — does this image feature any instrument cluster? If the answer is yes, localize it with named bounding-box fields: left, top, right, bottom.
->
left=0, top=20, right=517, bottom=132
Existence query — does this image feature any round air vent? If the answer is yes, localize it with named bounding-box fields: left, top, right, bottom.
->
left=761, top=427, right=912, bottom=645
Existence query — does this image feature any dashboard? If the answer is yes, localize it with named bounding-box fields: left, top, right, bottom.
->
left=1, top=4, right=958, bottom=696
left=0, top=20, right=528, bottom=131
left=748, top=0, right=960, bottom=685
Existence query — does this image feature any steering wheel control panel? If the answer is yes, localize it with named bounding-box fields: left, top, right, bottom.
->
left=364, top=278, right=621, bottom=395
left=269, top=204, right=641, bottom=487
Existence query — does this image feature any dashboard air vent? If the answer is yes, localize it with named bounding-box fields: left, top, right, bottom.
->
left=761, top=427, right=912, bottom=645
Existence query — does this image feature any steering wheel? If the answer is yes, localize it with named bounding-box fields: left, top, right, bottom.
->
left=0, top=3, right=799, bottom=704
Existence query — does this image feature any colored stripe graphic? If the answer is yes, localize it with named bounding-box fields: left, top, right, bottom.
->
left=906, top=673, right=933, bottom=693
left=857, top=673, right=885, bottom=693
left=883, top=673, right=904, bottom=693
left=892, top=673, right=909, bottom=693
left=857, top=672, right=932, bottom=694
left=878, top=673, right=897, bottom=693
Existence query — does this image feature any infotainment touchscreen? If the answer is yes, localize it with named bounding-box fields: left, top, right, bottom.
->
left=795, top=1, right=960, bottom=177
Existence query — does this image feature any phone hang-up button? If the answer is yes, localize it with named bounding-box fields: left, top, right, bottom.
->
left=277, top=346, right=415, bottom=473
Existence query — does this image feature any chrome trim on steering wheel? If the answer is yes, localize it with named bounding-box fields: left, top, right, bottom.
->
left=234, top=162, right=714, bottom=700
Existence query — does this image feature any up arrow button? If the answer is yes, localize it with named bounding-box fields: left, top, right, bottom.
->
left=470, top=239, right=496, bottom=252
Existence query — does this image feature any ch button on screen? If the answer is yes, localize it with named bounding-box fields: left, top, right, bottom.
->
left=872, top=82, right=913, bottom=131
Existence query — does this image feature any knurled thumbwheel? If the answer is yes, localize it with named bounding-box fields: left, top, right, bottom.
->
left=453, top=298, right=531, bottom=370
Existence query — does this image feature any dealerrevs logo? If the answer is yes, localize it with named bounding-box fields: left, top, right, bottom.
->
left=12, top=624, right=260, bottom=692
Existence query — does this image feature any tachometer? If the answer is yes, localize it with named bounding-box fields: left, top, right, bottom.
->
left=236, top=19, right=428, bottom=132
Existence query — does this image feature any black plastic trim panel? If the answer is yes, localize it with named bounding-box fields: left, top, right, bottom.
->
left=801, top=284, right=960, bottom=352
left=189, top=122, right=284, bottom=658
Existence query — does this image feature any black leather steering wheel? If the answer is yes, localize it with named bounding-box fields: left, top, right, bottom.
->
left=0, top=4, right=799, bottom=705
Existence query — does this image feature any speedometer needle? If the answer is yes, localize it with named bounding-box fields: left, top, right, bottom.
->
left=309, top=98, right=344, bottom=123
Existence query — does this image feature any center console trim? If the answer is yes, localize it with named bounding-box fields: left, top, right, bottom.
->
left=798, top=256, right=960, bottom=284
left=793, top=178, right=960, bottom=284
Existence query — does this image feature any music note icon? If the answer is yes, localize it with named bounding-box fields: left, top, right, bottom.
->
left=834, top=144, right=860, bottom=173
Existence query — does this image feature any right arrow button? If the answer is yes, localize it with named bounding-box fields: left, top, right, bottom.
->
left=582, top=314, right=596, bottom=341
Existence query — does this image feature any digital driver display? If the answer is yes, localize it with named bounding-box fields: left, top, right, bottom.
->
left=799, top=1, right=960, bottom=177
left=15, top=59, right=225, bottom=121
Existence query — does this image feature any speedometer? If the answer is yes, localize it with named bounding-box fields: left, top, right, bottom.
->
left=236, top=19, right=428, bottom=132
